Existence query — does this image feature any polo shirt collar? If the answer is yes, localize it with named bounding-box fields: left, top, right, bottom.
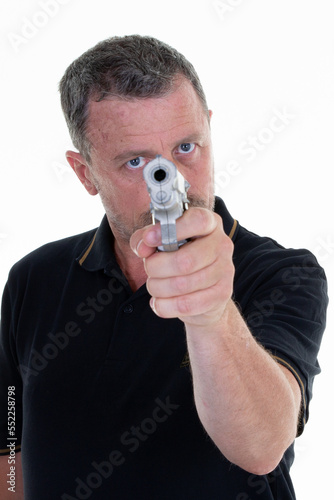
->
left=77, top=215, right=116, bottom=272
left=214, top=196, right=239, bottom=241
left=77, top=196, right=238, bottom=272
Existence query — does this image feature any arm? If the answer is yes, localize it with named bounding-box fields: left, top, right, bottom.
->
left=130, top=207, right=302, bottom=475
left=185, top=299, right=301, bottom=475
left=0, top=452, right=24, bottom=499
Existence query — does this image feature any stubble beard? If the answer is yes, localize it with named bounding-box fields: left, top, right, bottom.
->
left=104, top=192, right=215, bottom=245
left=107, top=208, right=153, bottom=244
left=92, top=168, right=215, bottom=244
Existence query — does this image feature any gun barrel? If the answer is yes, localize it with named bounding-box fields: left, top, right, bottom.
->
left=143, top=155, right=190, bottom=251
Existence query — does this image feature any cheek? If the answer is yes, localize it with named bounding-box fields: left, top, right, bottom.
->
left=190, top=162, right=214, bottom=192
left=100, top=176, right=151, bottom=213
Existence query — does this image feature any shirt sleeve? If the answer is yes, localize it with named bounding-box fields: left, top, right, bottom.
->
left=240, top=248, right=328, bottom=436
left=0, top=278, right=23, bottom=455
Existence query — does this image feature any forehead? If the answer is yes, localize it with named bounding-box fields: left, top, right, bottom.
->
left=86, top=79, right=208, bottom=155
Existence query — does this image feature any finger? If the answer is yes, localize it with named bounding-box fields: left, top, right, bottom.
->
left=150, top=281, right=232, bottom=322
left=130, top=224, right=161, bottom=258
left=130, top=207, right=222, bottom=258
left=144, top=230, right=233, bottom=279
left=172, top=207, right=221, bottom=241
left=146, top=260, right=222, bottom=298
left=139, top=207, right=219, bottom=249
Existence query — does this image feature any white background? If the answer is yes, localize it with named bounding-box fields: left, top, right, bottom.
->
left=1, top=0, right=333, bottom=497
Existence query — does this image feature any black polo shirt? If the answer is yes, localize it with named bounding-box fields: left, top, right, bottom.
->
left=0, top=197, right=328, bottom=499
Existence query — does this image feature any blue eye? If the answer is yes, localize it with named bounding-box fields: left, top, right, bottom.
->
left=177, top=143, right=195, bottom=154
left=126, top=157, right=146, bottom=169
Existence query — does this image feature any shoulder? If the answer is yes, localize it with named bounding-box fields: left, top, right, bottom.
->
left=7, top=227, right=97, bottom=289
left=234, top=222, right=321, bottom=271
left=231, top=222, right=327, bottom=311
left=213, top=197, right=327, bottom=300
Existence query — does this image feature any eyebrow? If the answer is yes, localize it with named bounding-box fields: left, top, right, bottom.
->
left=112, top=133, right=205, bottom=162
left=113, top=149, right=156, bottom=162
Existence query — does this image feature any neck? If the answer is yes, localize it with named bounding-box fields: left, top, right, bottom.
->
left=113, top=237, right=147, bottom=292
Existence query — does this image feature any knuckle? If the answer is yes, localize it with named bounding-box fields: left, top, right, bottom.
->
left=224, top=235, right=234, bottom=253
left=217, top=233, right=234, bottom=259
left=230, top=263, right=235, bottom=281
left=176, top=295, right=193, bottom=316
left=226, top=257, right=235, bottom=279
left=195, top=207, right=213, bottom=232
left=175, top=249, right=194, bottom=275
left=213, top=212, right=223, bottom=227
left=173, top=275, right=189, bottom=294
left=216, top=280, right=233, bottom=303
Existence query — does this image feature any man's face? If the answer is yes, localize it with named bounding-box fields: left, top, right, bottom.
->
left=83, top=78, right=215, bottom=244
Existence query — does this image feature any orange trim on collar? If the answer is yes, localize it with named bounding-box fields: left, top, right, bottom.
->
left=228, top=219, right=238, bottom=240
left=78, top=232, right=97, bottom=266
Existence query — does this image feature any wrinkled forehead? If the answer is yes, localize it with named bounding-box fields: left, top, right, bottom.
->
left=85, top=79, right=210, bottom=153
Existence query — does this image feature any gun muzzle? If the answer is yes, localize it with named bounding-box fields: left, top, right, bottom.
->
left=143, top=155, right=190, bottom=251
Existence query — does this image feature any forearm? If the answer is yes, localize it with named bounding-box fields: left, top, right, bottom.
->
left=185, top=299, right=301, bottom=475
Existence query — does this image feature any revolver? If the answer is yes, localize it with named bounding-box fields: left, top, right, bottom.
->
left=143, top=155, right=190, bottom=251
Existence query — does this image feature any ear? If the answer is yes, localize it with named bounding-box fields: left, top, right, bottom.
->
left=66, top=151, right=98, bottom=196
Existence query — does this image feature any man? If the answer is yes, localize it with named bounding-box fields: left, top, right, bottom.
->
left=0, top=35, right=328, bottom=499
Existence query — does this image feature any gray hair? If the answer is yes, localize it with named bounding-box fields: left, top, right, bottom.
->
left=59, top=35, right=209, bottom=163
